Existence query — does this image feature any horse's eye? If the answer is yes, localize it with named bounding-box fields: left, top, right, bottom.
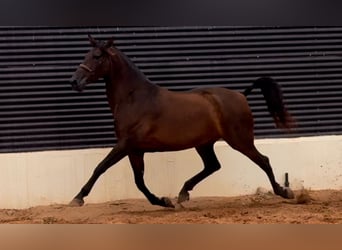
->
left=93, top=49, right=102, bottom=59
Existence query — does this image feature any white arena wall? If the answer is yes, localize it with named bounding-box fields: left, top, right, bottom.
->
left=1, top=135, right=342, bottom=209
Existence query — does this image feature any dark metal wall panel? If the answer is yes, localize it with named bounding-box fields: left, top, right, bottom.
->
left=1, top=26, right=342, bottom=153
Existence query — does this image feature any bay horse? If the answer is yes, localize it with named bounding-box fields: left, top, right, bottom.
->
left=69, top=35, right=296, bottom=208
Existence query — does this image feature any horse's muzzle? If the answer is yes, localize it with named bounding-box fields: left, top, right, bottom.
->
left=69, top=77, right=85, bottom=92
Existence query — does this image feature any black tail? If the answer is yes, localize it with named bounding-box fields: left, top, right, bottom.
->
left=243, top=77, right=296, bottom=130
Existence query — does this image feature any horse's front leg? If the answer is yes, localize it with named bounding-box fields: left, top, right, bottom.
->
left=128, top=152, right=175, bottom=208
left=178, top=143, right=221, bottom=203
left=69, top=143, right=128, bottom=206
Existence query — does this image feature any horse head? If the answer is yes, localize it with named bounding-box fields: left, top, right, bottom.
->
left=69, top=34, right=114, bottom=92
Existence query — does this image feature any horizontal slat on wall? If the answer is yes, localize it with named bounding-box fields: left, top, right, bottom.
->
left=1, top=26, right=342, bottom=153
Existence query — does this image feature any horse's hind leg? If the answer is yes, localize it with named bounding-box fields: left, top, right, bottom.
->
left=178, top=143, right=221, bottom=204
left=128, top=152, right=175, bottom=208
left=69, top=143, right=127, bottom=206
left=229, top=140, right=294, bottom=199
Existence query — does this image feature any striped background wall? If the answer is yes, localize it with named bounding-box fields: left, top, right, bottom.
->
left=1, top=26, right=342, bottom=153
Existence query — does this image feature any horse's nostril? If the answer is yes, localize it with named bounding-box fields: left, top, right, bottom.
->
left=69, top=78, right=77, bottom=85
left=69, top=79, right=84, bottom=92
left=70, top=79, right=78, bottom=90
left=70, top=79, right=78, bottom=88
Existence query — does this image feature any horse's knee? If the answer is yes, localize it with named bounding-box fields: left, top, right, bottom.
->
left=210, top=161, right=221, bottom=172
left=201, top=161, right=220, bottom=176
left=204, top=153, right=221, bottom=172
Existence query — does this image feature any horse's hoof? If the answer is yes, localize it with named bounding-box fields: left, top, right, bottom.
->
left=161, top=197, right=175, bottom=208
left=284, top=187, right=295, bottom=199
left=177, top=191, right=190, bottom=204
left=69, top=198, right=84, bottom=207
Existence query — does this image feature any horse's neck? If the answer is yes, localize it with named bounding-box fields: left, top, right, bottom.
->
left=105, top=53, right=156, bottom=112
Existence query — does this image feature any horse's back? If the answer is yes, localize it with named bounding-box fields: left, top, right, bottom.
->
left=162, top=86, right=252, bottom=132
left=190, top=87, right=251, bottom=116
left=159, top=86, right=252, bottom=130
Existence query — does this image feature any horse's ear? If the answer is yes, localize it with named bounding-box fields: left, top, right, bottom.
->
left=105, top=37, right=114, bottom=48
left=88, top=34, right=97, bottom=47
